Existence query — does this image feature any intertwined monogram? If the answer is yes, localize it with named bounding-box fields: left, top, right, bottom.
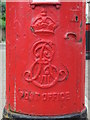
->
left=24, top=40, right=69, bottom=88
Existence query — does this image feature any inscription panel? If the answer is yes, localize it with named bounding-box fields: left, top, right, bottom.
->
left=18, top=89, right=71, bottom=102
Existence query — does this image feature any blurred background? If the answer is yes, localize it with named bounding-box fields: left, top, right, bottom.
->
left=0, top=1, right=6, bottom=43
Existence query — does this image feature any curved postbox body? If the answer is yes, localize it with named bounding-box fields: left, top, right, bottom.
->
left=86, top=23, right=90, bottom=59
left=3, top=1, right=87, bottom=120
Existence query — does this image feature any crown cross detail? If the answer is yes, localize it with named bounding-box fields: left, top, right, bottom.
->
left=31, top=11, right=57, bottom=34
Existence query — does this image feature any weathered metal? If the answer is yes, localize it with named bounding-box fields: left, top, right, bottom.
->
left=3, top=1, right=87, bottom=120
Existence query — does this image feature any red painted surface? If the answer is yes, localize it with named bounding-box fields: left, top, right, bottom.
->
left=86, top=23, right=90, bottom=31
left=6, top=2, right=86, bottom=116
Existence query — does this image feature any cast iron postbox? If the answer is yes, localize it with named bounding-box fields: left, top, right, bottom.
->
left=3, top=1, right=87, bottom=120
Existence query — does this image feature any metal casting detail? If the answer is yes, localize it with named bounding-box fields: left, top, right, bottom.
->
left=30, top=10, right=57, bottom=34
left=64, top=32, right=77, bottom=40
left=19, top=90, right=71, bottom=102
left=24, top=40, right=69, bottom=88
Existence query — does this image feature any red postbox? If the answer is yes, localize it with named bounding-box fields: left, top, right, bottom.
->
left=3, top=1, right=87, bottom=120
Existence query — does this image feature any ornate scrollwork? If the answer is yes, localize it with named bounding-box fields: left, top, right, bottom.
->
left=24, top=40, right=69, bottom=88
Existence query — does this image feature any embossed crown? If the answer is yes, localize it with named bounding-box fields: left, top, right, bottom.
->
left=31, top=11, right=57, bottom=34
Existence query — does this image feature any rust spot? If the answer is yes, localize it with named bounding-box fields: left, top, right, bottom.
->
left=83, top=103, right=84, bottom=108
left=8, top=104, right=11, bottom=111
left=79, top=38, right=82, bottom=42
left=30, top=26, right=35, bottom=32
left=80, top=21, right=82, bottom=28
